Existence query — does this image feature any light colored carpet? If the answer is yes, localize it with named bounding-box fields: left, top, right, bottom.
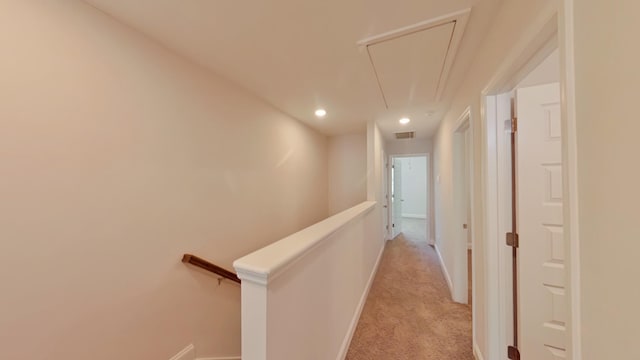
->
left=345, top=231, right=473, bottom=360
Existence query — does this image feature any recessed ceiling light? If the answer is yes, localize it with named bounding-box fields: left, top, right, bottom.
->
left=315, top=109, right=327, bottom=118
left=399, top=117, right=411, bottom=125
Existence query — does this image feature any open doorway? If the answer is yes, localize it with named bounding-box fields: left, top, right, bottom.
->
left=484, top=42, right=571, bottom=359
left=390, top=155, right=429, bottom=244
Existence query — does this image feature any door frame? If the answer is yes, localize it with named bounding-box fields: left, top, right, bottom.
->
left=382, top=150, right=390, bottom=240
left=479, top=2, right=581, bottom=359
left=387, top=153, right=430, bottom=243
left=391, top=156, right=403, bottom=239
left=452, top=108, right=474, bottom=305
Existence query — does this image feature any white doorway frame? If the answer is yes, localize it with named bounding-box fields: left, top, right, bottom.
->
left=479, top=2, right=581, bottom=359
left=382, top=150, right=390, bottom=240
left=387, top=153, right=430, bottom=244
left=452, top=108, right=474, bottom=306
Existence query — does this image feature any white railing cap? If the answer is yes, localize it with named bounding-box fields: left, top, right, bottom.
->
left=233, top=201, right=376, bottom=285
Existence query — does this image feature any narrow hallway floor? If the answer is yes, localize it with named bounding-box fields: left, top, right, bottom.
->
left=345, top=232, right=473, bottom=360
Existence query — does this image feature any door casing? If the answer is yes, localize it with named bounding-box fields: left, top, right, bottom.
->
left=479, top=3, right=581, bottom=359
left=387, top=154, right=430, bottom=243
left=452, top=109, right=474, bottom=305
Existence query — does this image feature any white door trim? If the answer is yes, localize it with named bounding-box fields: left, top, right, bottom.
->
left=479, top=2, right=581, bottom=359
left=456, top=107, right=478, bottom=338
left=382, top=150, right=390, bottom=240
left=559, top=1, right=581, bottom=358
left=452, top=108, right=473, bottom=305
left=481, top=92, right=513, bottom=359
left=388, top=154, right=430, bottom=243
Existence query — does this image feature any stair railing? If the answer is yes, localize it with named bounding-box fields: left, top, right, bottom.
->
left=182, top=254, right=241, bottom=284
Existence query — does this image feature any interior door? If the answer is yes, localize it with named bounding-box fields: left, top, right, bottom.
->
left=392, top=159, right=403, bottom=238
left=516, top=82, right=566, bottom=359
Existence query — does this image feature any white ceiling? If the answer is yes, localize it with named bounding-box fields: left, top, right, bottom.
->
left=84, top=0, right=503, bottom=140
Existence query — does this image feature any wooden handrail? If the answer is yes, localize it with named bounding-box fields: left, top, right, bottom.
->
left=182, top=254, right=241, bottom=284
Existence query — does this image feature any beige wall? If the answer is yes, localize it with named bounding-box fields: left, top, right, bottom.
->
left=328, top=133, right=367, bottom=215
left=0, top=1, right=328, bottom=359
left=432, top=0, right=557, bottom=357
left=575, top=0, right=640, bottom=358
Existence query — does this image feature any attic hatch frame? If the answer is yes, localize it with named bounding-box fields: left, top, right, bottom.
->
left=357, top=8, right=471, bottom=109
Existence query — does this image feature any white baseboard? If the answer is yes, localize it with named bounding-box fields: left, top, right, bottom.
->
left=434, top=244, right=454, bottom=297
left=401, top=213, right=427, bottom=219
left=336, top=243, right=386, bottom=360
left=169, top=343, right=240, bottom=360
left=473, top=341, right=485, bottom=360
left=170, top=345, right=196, bottom=360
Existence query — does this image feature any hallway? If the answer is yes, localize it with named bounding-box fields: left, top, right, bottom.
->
left=346, top=229, right=472, bottom=359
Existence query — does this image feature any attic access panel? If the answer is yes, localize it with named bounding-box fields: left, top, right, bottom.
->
left=360, top=9, right=470, bottom=110
left=367, top=22, right=454, bottom=109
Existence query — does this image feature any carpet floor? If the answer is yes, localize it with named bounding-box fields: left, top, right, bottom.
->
left=345, top=233, right=473, bottom=360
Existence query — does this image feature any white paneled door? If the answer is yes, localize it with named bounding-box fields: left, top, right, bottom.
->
left=516, top=83, right=567, bottom=359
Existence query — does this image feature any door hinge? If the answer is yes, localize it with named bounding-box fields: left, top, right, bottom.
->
left=392, top=223, right=395, bottom=228
left=511, top=117, right=518, bottom=133
left=508, top=346, right=521, bottom=360
left=506, top=232, right=519, bottom=248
